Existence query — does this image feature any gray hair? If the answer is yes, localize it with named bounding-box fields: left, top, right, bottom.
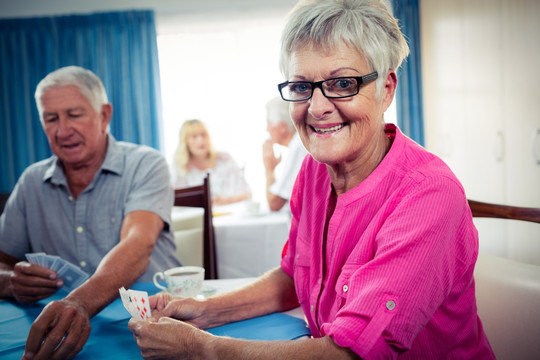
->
left=279, top=0, right=409, bottom=96
left=266, top=96, right=296, bottom=133
left=35, top=66, right=109, bottom=118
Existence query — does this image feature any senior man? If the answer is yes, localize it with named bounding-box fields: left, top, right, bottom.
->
left=262, top=96, right=307, bottom=212
left=0, top=66, right=181, bottom=359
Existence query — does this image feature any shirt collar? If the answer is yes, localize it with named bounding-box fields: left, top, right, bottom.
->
left=42, top=133, right=123, bottom=185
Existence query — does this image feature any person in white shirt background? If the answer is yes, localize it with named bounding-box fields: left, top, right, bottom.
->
left=262, top=96, right=307, bottom=212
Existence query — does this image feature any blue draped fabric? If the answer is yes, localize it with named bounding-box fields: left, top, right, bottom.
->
left=0, top=10, right=163, bottom=192
left=392, top=0, right=425, bottom=146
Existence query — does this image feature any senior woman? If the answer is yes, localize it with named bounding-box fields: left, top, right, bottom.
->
left=128, top=0, right=495, bottom=358
left=171, top=119, right=251, bottom=205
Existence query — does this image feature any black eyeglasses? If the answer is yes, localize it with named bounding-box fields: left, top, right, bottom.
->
left=277, top=72, right=378, bottom=102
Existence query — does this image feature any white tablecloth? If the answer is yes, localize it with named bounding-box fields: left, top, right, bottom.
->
left=171, top=203, right=290, bottom=279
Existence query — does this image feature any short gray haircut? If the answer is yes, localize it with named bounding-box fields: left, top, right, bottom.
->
left=35, top=66, right=108, bottom=118
left=266, top=96, right=296, bottom=133
left=279, top=0, right=409, bottom=96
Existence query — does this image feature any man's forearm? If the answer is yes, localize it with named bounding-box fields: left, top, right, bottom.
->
left=64, top=239, right=154, bottom=317
left=65, top=210, right=163, bottom=317
left=0, top=252, right=17, bottom=298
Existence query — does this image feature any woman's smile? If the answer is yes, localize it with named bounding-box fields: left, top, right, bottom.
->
left=310, top=122, right=346, bottom=135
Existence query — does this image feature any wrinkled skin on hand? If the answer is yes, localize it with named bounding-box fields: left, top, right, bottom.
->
left=148, top=293, right=208, bottom=329
left=22, top=299, right=91, bottom=360
left=10, top=261, right=62, bottom=303
left=129, top=317, right=209, bottom=360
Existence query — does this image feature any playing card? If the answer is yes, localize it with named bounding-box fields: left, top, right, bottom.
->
left=119, top=287, right=138, bottom=318
left=118, top=287, right=152, bottom=320
left=25, top=252, right=46, bottom=266
left=24, top=252, right=90, bottom=293
left=128, top=289, right=152, bottom=320
left=42, top=254, right=59, bottom=269
left=57, top=262, right=89, bottom=292
left=49, top=256, right=66, bottom=272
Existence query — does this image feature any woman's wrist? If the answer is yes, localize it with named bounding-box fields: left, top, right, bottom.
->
left=199, top=330, right=220, bottom=360
left=194, top=296, right=231, bottom=330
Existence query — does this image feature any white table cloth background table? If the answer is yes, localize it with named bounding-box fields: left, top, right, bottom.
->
left=171, top=202, right=290, bottom=279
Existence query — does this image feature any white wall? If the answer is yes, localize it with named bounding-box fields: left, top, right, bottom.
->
left=421, top=0, right=540, bottom=264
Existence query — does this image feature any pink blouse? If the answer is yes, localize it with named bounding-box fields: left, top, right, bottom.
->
left=281, top=124, right=494, bottom=359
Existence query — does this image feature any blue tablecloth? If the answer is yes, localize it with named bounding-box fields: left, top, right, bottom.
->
left=0, top=283, right=310, bottom=359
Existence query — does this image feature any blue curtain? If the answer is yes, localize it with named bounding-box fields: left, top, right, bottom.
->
left=0, top=10, right=164, bottom=192
left=392, top=0, right=425, bottom=146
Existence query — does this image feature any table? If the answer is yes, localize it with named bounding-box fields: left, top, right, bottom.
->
left=0, top=279, right=309, bottom=360
left=172, top=202, right=291, bottom=278
left=204, top=277, right=305, bottom=319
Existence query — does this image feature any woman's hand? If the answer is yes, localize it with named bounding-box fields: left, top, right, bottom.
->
left=149, top=293, right=209, bottom=329
left=129, top=317, right=211, bottom=360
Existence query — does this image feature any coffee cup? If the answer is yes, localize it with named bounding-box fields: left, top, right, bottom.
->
left=245, top=200, right=261, bottom=215
left=152, top=266, right=205, bottom=297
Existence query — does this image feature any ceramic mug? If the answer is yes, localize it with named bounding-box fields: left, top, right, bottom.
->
left=153, top=266, right=205, bottom=297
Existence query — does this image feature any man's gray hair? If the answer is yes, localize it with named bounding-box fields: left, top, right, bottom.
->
left=279, top=0, right=409, bottom=97
left=266, top=96, right=296, bottom=133
left=35, top=66, right=108, bottom=118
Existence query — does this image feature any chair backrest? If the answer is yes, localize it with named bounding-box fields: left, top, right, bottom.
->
left=468, top=199, right=540, bottom=360
left=0, top=192, right=10, bottom=215
left=468, top=199, right=540, bottom=223
left=174, top=174, right=217, bottom=279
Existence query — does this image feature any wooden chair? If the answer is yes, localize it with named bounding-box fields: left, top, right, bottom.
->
left=0, top=192, right=9, bottom=215
left=468, top=199, right=540, bottom=360
left=468, top=199, right=540, bottom=223
left=174, top=174, right=217, bottom=279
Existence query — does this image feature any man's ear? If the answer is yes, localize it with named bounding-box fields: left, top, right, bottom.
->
left=100, top=103, right=113, bottom=132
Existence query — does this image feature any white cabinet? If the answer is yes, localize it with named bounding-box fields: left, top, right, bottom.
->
left=421, top=0, right=540, bottom=264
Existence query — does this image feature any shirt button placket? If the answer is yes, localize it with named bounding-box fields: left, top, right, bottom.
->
left=74, top=194, right=87, bottom=265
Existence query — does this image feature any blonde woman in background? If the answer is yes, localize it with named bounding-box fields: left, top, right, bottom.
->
left=172, top=119, right=251, bottom=205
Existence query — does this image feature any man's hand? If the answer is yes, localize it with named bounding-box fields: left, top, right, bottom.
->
left=262, top=139, right=281, bottom=172
left=23, top=299, right=91, bottom=360
left=10, top=261, right=63, bottom=303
